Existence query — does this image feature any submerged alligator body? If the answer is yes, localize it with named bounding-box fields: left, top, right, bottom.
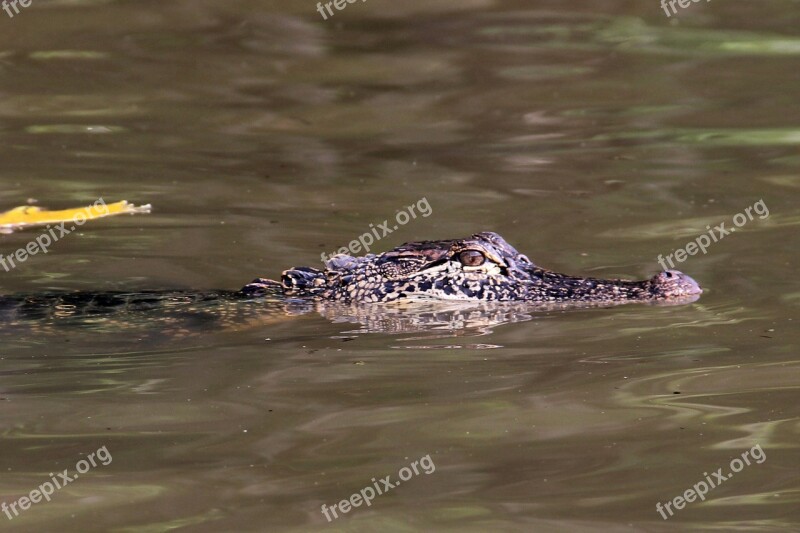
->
left=243, top=231, right=702, bottom=304
left=0, top=232, right=701, bottom=334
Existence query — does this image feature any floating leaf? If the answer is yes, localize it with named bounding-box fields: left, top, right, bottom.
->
left=0, top=200, right=151, bottom=233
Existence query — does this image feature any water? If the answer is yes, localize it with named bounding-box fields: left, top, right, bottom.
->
left=1, top=0, right=799, bottom=531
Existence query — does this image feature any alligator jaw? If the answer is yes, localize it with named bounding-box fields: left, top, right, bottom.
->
left=517, top=264, right=703, bottom=303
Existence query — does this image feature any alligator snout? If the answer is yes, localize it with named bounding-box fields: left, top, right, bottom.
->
left=652, top=270, right=703, bottom=298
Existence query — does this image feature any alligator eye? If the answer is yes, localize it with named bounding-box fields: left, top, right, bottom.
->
left=458, top=250, right=486, bottom=267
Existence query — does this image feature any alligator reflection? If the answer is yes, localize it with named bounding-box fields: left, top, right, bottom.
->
left=310, top=295, right=701, bottom=335
left=0, top=290, right=700, bottom=339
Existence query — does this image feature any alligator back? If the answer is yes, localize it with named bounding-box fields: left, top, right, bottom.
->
left=0, top=289, right=297, bottom=338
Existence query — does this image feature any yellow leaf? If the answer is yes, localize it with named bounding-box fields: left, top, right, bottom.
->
left=0, top=200, right=151, bottom=233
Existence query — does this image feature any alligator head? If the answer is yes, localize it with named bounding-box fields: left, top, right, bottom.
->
left=242, top=232, right=702, bottom=305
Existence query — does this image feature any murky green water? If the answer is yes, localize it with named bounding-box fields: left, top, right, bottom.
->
left=1, top=0, right=799, bottom=531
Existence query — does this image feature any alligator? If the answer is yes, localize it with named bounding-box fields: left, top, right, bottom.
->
left=241, top=231, right=702, bottom=303
left=0, top=232, right=701, bottom=336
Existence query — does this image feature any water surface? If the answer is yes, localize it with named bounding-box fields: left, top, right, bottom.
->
left=0, top=0, right=798, bottom=531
